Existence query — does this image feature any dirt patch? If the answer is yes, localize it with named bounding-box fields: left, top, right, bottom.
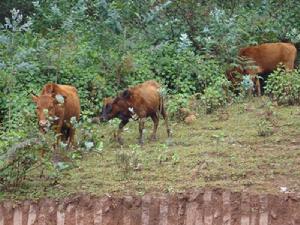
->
left=1, top=189, right=300, bottom=225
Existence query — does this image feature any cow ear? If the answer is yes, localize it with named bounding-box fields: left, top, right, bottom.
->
left=43, top=83, right=55, bottom=94
left=31, top=95, right=39, bottom=104
left=122, top=89, right=132, bottom=99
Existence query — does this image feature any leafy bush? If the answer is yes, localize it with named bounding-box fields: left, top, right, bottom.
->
left=200, top=75, right=231, bottom=113
left=0, top=115, right=44, bottom=190
left=265, top=68, right=300, bottom=105
left=148, top=43, right=198, bottom=95
left=166, top=93, right=190, bottom=119
left=0, top=113, right=99, bottom=191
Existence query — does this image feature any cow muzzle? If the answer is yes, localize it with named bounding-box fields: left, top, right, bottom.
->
left=39, top=120, right=49, bottom=126
left=99, top=116, right=108, bottom=122
left=39, top=120, right=50, bottom=132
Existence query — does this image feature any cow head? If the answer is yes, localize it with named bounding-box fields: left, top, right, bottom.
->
left=226, top=66, right=244, bottom=86
left=100, top=90, right=132, bottom=122
left=32, top=93, right=66, bottom=132
left=100, top=97, right=114, bottom=122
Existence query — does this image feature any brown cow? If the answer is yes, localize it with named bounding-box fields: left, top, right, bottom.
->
left=32, top=83, right=81, bottom=148
left=100, top=80, right=171, bottom=145
left=226, top=42, right=297, bottom=96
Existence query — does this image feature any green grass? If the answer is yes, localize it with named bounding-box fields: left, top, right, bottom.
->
left=2, top=97, right=300, bottom=200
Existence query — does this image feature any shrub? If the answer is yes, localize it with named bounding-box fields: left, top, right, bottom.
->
left=149, top=43, right=198, bottom=95
left=265, top=68, right=300, bottom=105
left=200, top=76, right=231, bottom=113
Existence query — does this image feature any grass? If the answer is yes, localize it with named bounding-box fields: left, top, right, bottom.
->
left=1, top=97, right=300, bottom=200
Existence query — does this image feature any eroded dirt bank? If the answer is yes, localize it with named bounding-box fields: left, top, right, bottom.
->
left=1, top=189, right=300, bottom=225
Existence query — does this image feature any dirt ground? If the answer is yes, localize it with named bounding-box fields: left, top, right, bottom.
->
left=1, top=189, right=300, bottom=225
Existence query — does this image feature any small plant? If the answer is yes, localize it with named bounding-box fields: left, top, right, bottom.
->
left=157, top=143, right=180, bottom=165
left=257, top=118, right=273, bottom=137
left=76, top=120, right=105, bottom=153
left=126, top=144, right=143, bottom=170
left=115, top=144, right=143, bottom=178
left=115, top=148, right=131, bottom=177
left=157, top=143, right=169, bottom=163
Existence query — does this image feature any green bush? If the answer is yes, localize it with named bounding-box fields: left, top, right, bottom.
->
left=148, top=43, right=198, bottom=95
left=265, top=68, right=300, bottom=105
left=200, top=77, right=231, bottom=113
left=166, top=93, right=190, bottom=119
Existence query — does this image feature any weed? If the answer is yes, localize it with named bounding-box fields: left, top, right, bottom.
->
left=157, top=143, right=180, bottom=165
left=115, top=144, right=143, bottom=178
left=257, top=119, right=274, bottom=137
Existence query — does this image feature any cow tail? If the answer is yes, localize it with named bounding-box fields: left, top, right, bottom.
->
left=158, top=87, right=171, bottom=137
left=159, top=94, right=164, bottom=116
left=294, top=42, right=300, bottom=68
left=158, top=88, right=164, bottom=117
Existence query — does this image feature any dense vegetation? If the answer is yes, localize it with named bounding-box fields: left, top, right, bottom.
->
left=1, top=0, right=300, bottom=195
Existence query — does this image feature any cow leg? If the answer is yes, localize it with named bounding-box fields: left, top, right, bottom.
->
left=150, top=114, right=159, bottom=141
left=255, top=77, right=261, bottom=97
left=138, top=118, right=146, bottom=145
left=161, top=105, right=171, bottom=137
left=53, top=123, right=63, bottom=149
left=67, top=127, right=76, bottom=149
left=284, top=61, right=294, bottom=71
left=117, top=119, right=129, bottom=145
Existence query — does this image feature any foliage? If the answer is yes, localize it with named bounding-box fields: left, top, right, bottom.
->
left=200, top=75, right=231, bottom=113
left=167, top=93, right=190, bottom=119
left=265, top=68, right=300, bottom=105
left=0, top=114, right=44, bottom=190
left=0, top=9, right=35, bottom=129
left=0, top=1, right=33, bottom=24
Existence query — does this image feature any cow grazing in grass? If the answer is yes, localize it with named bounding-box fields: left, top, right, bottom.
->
left=32, top=83, right=80, bottom=148
left=100, top=80, right=171, bottom=145
left=226, top=42, right=297, bottom=96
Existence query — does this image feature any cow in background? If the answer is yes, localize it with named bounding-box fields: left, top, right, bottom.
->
left=226, top=42, right=297, bottom=96
left=100, top=80, right=171, bottom=145
left=32, top=83, right=81, bottom=148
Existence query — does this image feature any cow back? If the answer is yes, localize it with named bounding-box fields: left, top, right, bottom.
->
left=129, top=80, right=161, bottom=117
left=239, top=42, right=297, bottom=73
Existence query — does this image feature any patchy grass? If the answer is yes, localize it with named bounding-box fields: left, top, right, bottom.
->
left=1, top=97, right=300, bottom=200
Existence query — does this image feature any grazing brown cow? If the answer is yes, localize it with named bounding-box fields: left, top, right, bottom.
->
left=100, top=80, right=171, bottom=145
left=226, top=42, right=297, bottom=96
left=32, top=83, right=81, bottom=148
